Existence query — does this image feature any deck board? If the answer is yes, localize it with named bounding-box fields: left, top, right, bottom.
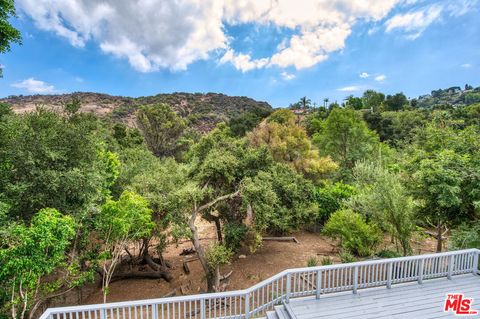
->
left=288, top=274, right=480, bottom=319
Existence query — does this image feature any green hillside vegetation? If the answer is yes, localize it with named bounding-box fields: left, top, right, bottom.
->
left=1, top=85, right=479, bottom=318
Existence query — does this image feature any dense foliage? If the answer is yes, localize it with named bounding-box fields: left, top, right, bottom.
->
left=1, top=83, right=479, bottom=316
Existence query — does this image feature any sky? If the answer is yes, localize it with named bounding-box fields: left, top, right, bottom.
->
left=0, top=0, right=479, bottom=107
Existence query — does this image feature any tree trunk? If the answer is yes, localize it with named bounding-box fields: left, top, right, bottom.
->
left=188, top=207, right=215, bottom=292
left=213, top=217, right=223, bottom=244
left=436, top=223, right=443, bottom=252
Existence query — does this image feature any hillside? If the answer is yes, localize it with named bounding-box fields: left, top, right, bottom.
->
left=0, top=92, right=273, bottom=133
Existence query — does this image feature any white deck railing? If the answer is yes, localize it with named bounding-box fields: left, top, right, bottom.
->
left=40, top=249, right=479, bottom=319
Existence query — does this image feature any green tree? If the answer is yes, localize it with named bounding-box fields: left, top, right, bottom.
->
left=0, top=209, right=75, bottom=319
left=345, top=95, right=364, bottom=110
left=323, top=209, right=381, bottom=257
left=311, top=182, right=356, bottom=228
left=0, top=0, right=22, bottom=77
left=205, top=243, right=233, bottom=291
left=96, top=191, right=154, bottom=302
left=449, top=221, right=480, bottom=250
left=136, top=103, right=186, bottom=159
left=362, top=90, right=385, bottom=112
left=0, top=108, right=119, bottom=221
left=411, top=150, right=471, bottom=252
left=384, top=93, right=408, bottom=111
left=312, top=108, right=380, bottom=178
left=248, top=109, right=337, bottom=182
left=405, top=124, right=480, bottom=251
left=347, top=162, right=415, bottom=255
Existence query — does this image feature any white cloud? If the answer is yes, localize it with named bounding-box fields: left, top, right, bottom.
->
left=375, top=74, right=386, bottom=81
left=280, top=71, right=296, bottom=81
left=385, top=4, right=443, bottom=40
left=337, top=86, right=361, bottom=92
left=461, top=63, right=472, bottom=68
left=360, top=72, right=370, bottom=78
left=11, top=78, right=56, bottom=93
left=74, top=76, right=84, bottom=83
left=17, top=0, right=407, bottom=73
left=385, top=1, right=477, bottom=40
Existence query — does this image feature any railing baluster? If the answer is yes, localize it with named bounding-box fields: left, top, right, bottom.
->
left=473, top=251, right=479, bottom=275
left=286, top=273, right=291, bottom=303
left=244, top=292, right=250, bottom=319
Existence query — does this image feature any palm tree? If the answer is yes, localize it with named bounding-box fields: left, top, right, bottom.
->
left=323, top=98, right=329, bottom=108
left=299, top=96, right=312, bottom=109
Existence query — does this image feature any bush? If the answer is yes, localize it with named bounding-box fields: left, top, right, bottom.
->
left=321, top=256, right=333, bottom=265
left=376, top=249, right=402, bottom=259
left=323, top=209, right=381, bottom=257
left=449, top=221, right=480, bottom=250
left=312, top=183, right=356, bottom=228
left=339, top=251, right=356, bottom=263
left=205, top=243, right=233, bottom=269
left=224, top=222, right=248, bottom=251
left=307, top=256, right=318, bottom=267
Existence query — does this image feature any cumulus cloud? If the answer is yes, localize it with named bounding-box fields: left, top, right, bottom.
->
left=11, top=78, right=56, bottom=93
left=17, top=0, right=408, bottom=73
left=337, top=86, right=361, bottom=92
left=18, top=0, right=472, bottom=72
left=375, top=74, right=386, bottom=81
left=360, top=72, right=370, bottom=78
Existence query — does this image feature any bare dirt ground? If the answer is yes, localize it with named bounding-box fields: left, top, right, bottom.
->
left=83, top=220, right=438, bottom=305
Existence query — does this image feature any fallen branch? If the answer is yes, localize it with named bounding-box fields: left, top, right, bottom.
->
left=219, top=270, right=233, bottom=281
left=263, top=237, right=300, bottom=244
left=110, top=271, right=171, bottom=283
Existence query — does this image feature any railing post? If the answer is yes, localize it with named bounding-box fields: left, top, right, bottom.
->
left=100, top=309, right=106, bottom=319
left=418, top=258, right=425, bottom=284
left=200, top=299, right=205, bottom=319
left=387, top=262, right=393, bottom=289
left=473, top=251, right=479, bottom=275
left=447, top=255, right=454, bottom=280
left=316, top=270, right=322, bottom=299
left=152, top=304, right=158, bottom=319
left=286, top=273, right=291, bottom=303
left=244, top=292, right=250, bottom=319
left=353, top=266, right=358, bottom=294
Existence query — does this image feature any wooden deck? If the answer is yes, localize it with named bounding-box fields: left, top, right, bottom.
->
left=270, top=274, right=480, bottom=319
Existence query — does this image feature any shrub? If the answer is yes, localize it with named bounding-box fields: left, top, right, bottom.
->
left=339, top=251, right=356, bottom=263
left=307, top=256, right=318, bottom=267
left=323, top=209, right=381, bottom=257
left=449, top=221, right=480, bottom=250
left=376, top=249, right=402, bottom=259
left=321, top=256, right=333, bottom=266
left=312, top=183, right=356, bottom=228
left=224, top=222, right=248, bottom=251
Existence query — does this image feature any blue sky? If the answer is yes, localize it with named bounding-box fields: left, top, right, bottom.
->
left=1, top=0, right=479, bottom=107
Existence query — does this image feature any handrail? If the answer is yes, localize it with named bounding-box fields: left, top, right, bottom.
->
left=39, top=248, right=479, bottom=319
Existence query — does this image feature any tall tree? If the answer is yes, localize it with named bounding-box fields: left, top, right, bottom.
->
left=136, top=103, right=186, bottom=159
left=0, top=209, right=75, bottom=319
left=384, top=93, right=408, bottom=111
left=248, top=109, right=337, bottom=182
left=96, top=191, right=154, bottom=302
left=0, top=108, right=119, bottom=221
left=0, top=0, right=22, bottom=77
left=347, top=161, right=415, bottom=255
left=362, top=90, right=385, bottom=112
left=312, top=108, right=380, bottom=178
